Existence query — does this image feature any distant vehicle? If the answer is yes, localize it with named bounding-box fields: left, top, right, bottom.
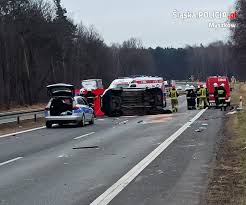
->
left=45, top=84, right=94, bottom=128
left=80, top=79, right=104, bottom=94
left=176, top=86, right=185, bottom=94
left=206, top=76, right=231, bottom=106
left=185, top=84, right=191, bottom=91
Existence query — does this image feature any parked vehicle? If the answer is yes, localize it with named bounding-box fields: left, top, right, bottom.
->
left=80, top=79, right=104, bottom=94
left=80, top=79, right=105, bottom=117
left=176, top=86, right=185, bottom=95
left=206, top=76, right=231, bottom=106
left=45, top=84, right=94, bottom=128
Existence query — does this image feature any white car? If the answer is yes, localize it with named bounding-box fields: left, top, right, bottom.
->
left=45, top=84, right=94, bottom=128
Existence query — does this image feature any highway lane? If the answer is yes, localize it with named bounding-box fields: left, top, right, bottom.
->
left=0, top=96, right=224, bottom=205
left=0, top=116, right=135, bottom=163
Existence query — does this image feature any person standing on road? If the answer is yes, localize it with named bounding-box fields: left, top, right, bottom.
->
left=199, top=84, right=208, bottom=109
left=218, top=83, right=227, bottom=111
left=169, top=86, right=179, bottom=112
left=186, top=86, right=196, bottom=110
left=213, top=83, right=219, bottom=108
left=196, top=85, right=202, bottom=109
left=205, top=84, right=210, bottom=108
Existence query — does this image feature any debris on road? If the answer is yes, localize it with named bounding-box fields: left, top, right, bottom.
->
left=226, top=111, right=237, bottom=115
left=97, top=119, right=105, bottom=121
left=119, top=120, right=128, bottom=125
left=236, top=107, right=243, bottom=111
left=156, top=170, right=164, bottom=175
left=73, top=146, right=99, bottom=150
left=58, top=154, right=69, bottom=158
left=195, top=126, right=207, bottom=132
left=200, top=127, right=207, bottom=130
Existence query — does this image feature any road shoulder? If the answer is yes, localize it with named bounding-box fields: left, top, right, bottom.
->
left=205, top=84, right=246, bottom=205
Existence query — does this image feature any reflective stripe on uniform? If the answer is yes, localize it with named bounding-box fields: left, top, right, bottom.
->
left=218, top=90, right=225, bottom=95
left=170, top=90, right=177, bottom=99
left=200, top=88, right=206, bottom=97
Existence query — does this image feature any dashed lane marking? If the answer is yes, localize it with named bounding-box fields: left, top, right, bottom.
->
left=73, top=132, right=95, bottom=140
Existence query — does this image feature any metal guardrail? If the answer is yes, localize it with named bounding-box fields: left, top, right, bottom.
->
left=0, top=109, right=44, bottom=125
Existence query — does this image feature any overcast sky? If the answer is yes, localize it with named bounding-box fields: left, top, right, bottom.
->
left=60, top=0, right=236, bottom=48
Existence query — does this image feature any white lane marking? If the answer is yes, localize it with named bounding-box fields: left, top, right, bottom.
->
left=0, top=126, right=46, bottom=139
left=74, top=132, right=95, bottom=140
left=90, top=108, right=207, bottom=205
left=119, top=120, right=128, bottom=125
left=0, top=157, right=23, bottom=167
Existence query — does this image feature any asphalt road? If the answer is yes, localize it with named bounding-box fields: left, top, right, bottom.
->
left=0, top=96, right=225, bottom=205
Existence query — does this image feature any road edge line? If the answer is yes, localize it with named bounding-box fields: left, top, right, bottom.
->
left=90, top=108, right=208, bottom=205
left=0, top=126, right=46, bottom=139
left=0, top=157, right=23, bottom=167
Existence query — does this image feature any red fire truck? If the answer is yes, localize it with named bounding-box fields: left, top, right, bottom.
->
left=206, top=76, right=231, bottom=106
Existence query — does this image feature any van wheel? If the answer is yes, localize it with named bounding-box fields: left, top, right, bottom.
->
left=46, top=122, right=52, bottom=128
left=79, top=115, right=85, bottom=127
left=89, top=114, right=95, bottom=125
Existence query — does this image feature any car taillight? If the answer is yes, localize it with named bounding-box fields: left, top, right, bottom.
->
left=73, top=106, right=80, bottom=110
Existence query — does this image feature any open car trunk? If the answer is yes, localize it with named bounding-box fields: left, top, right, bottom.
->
left=50, top=97, right=73, bottom=116
left=47, top=84, right=75, bottom=116
left=101, top=87, right=164, bottom=116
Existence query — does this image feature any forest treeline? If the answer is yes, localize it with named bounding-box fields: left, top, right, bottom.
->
left=0, top=0, right=242, bottom=108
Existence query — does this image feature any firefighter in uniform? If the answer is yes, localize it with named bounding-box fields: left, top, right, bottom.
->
left=169, top=86, right=179, bottom=112
left=196, top=85, right=201, bottom=109
left=218, top=83, right=227, bottom=111
left=199, top=84, right=208, bottom=109
left=186, top=86, right=196, bottom=110
left=205, top=84, right=209, bottom=108
left=213, top=83, right=219, bottom=108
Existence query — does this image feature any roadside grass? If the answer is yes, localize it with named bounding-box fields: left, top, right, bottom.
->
left=206, top=83, right=246, bottom=205
left=234, top=83, right=246, bottom=204
left=0, top=103, right=46, bottom=113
